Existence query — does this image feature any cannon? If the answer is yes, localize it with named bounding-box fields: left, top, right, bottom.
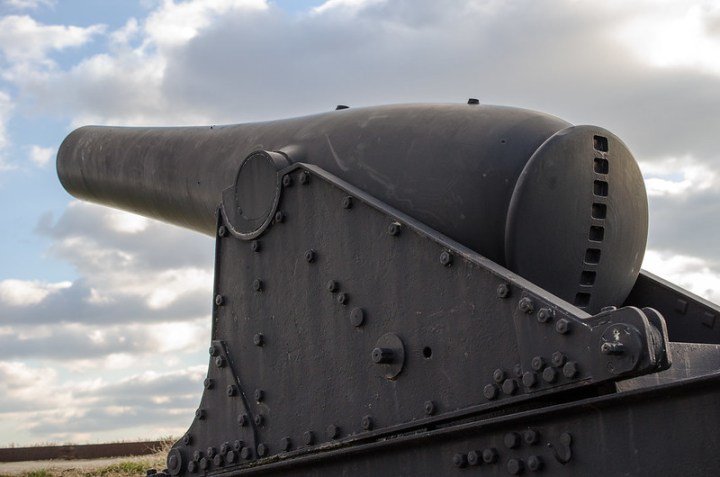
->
left=57, top=102, right=720, bottom=476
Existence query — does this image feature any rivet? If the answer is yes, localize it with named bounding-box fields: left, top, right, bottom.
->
left=497, top=283, right=511, bottom=298
left=250, top=240, right=261, bottom=252
left=350, top=307, right=365, bottom=327
left=439, top=250, right=453, bottom=266
left=226, top=384, right=237, bottom=397
left=424, top=400, right=436, bottom=415
left=305, top=249, right=316, bottom=263
left=215, top=294, right=224, bottom=306
left=233, top=440, right=243, bottom=452
left=337, top=292, right=348, bottom=305
left=195, top=409, right=206, bottom=420
left=467, top=450, right=480, bottom=466
left=237, top=414, right=248, bottom=426
left=531, top=356, right=545, bottom=371
left=518, top=297, right=535, bottom=314
left=327, top=280, right=338, bottom=292
left=452, top=453, right=467, bottom=468
left=537, top=307, right=554, bottom=323
left=342, top=196, right=353, bottom=209
left=507, top=458, right=524, bottom=476
left=504, top=432, right=521, bottom=449
left=254, top=414, right=264, bottom=426
left=524, top=429, right=539, bottom=444
left=253, top=279, right=263, bottom=291
left=240, top=447, right=253, bottom=460
left=563, top=361, right=579, bottom=378
left=551, top=351, right=567, bottom=367
left=191, top=450, right=200, bottom=462
left=187, top=461, right=197, bottom=473
left=282, top=174, right=293, bottom=187
left=199, top=458, right=208, bottom=470
left=361, top=415, right=373, bottom=430
left=327, top=424, right=340, bottom=439
left=483, top=384, right=499, bottom=400
left=225, top=451, right=236, bottom=464
left=513, top=363, right=523, bottom=378
left=493, top=368, right=506, bottom=383
left=303, top=431, right=315, bottom=445
left=502, top=378, right=518, bottom=395
left=542, top=367, right=558, bottom=383
left=482, top=448, right=498, bottom=464
left=206, top=447, right=216, bottom=458
left=217, top=225, right=227, bottom=237
left=257, top=443, right=268, bottom=457
left=253, top=333, right=264, bottom=346
left=274, top=211, right=284, bottom=223
left=254, top=389, right=264, bottom=402
left=213, top=455, right=223, bottom=467
left=300, top=171, right=310, bottom=184
left=183, top=434, right=192, bottom=446
left=280, top=437, right=292, bottom=451
left=555, top=318, right=570, bottom=334
left=215, top=356, right=226, bottom=368
left=388, top=222, right=402, bottom=236
left=209, top=344, right=219, bottom=356
left=527, top=455, right=543, bottom=471
left=522, top=371, right=538, bottom=387
left=203, top=378, right=214, bottom=389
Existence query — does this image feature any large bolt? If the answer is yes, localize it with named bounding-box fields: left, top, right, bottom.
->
left=274, top=211, right=284, bottom=223
left=282, top=174, right=293, bottom=187
left=257, top=443, right=268, bottom=457
left=226, top=385, right=237, bottom=397
left=220, top=442, right=230, bottom=455
left=361, top=415, right=373, bottom=430
left=342, top=196, right=353, bottom=209
left=467, top=450, right=480, bottom=466
left=372, top=347, right=394, bottom=364
left=299, top=171, right=310, bottom=184
left=250, top=240, right=260, bottom=252
left=537, top=307, right=554, bottom=323
left=254, top=414, right=264, bottom=426
left=225, top=451, right=236, bottom=464
left=213, top=455, right=223, bottom=467
left=233, top=440, right=243, bottom=452
left=215, top=294, right=224, bottom=306
left=531, top=356, right=545, bottom=371
left=305, top=249, right=316, bottom=263
left=337, top=292, right=348, bottom=305
left=555, top=318, right=571, bottom=334
left=280, top=437, right=292, bottom=451
left=327, top=424, right=340, bottom=439
left=551, top=352, right=567, bottom=367
left=543, top=367, right=558, bottom=383
left=253, top=333, right=264, bottom=346
left=528, top=455, right=543, bottom=472
left=187, top=461, right=197, bottom=473
left=504, top=432, right=521, bottom=449
left=203, top=378, right=214, bottom=390
left=237, top=414, right=248, bottom=426
left=240, top=447, right=253, bottom=460
left=518, top=297, right=535, bottom=314
left=387, top=222, right=402, bottom=236
left=482, top=448, right=498, bottom=464
left=254, top=389, right=264, bottom=402
left=424, top=400, right=436, bottom=415
left=524, top=429, right=539, bottom=445
left=522, top=371, right=538, bottom=387
left=215, top=356, right=226, bottom=368
left=209, top=344, right=219, bottom=356
left=493, top=368, right=506, bottom=383
left=206, top=447, right=216, bottom=458
left=195, top=409, right=206, bottom=420
left=252, top=279, right=263, bottom=291
left=303, top=431, right=315, bottom=445
left=217, top=225, right=227, bottom=237
left=507, top=458, right=524, bottom=475
left=327, top=280, right=338, bottom=292
left=199, top=458, right=208, bottom=470
left=182, top=434, right=192, bottom=446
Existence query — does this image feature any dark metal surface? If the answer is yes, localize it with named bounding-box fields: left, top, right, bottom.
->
left=57, top=103, right=648, bottom=311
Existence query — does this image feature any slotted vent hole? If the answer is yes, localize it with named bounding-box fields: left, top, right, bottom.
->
left=589, top=226, right=605, bottom=242
left=594, top=158, right=609, bottom=174
left=574, top=292, right=591, bottom=308
left=594, top=180, right=609, bottom=197
left=593, top=135, right=608, bottom=152
left=585, top=248, right=601, bottom=264
left=580, top=271, right=597, bottom=286
left=591, top=203, right=607, bottom=219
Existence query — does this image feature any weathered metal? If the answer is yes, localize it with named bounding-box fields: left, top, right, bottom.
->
left=57, top=102, right=720, bottom=476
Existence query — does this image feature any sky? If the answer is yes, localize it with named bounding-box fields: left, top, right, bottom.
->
left=0, top=0, right=719, bottom=446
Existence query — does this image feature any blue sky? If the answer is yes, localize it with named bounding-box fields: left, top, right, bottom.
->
left=1, top=0, right=720, bottom=446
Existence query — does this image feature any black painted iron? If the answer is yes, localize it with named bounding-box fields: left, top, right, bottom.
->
left=57, top=102, right=720, bottom=476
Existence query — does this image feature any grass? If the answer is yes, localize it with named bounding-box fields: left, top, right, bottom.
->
left=0, top=441, right=173, bottom=477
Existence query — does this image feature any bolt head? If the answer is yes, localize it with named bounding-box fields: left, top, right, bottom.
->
left=299, top=171, right=310, bottom=184
left=522, top=371, right=538, bottom=387
left=497, top=283, right=510, bottom=298
left=280, top=437, right=292, bottom=451
left=482, top=448, right=498, bottom=464
left=206, top=447, right=216, bottom=458
left=542, top=367, right=558, bottom=383
left=467, top=450, right=480, bottom=466
left=274, top=211, right=284, bottom=223
left=556, top=318, right=571, bottom=334
left=199, top=458, right=208, bottom=470
left=388, top=222, right=401, bottom=236
left=531, top=356, right=545, bottom=371
left=253, top=333, right=264, bottom=346
left=183, top=434, right=192, bottom=446
left=492, top=368, right=505, bottom=383
left=203, top=378, right=214, bottom=390
left=483, top=384, right=499, bottom=400
left=440, top=250, right=453, bottom=266
left=254, top=389, right=264, bottom=402
left=504, top=432, right=521, bottom=449
left=563, top=361, right=579, bottom=378
left=213, top=455, right=223, bottom=467
left=424, top=400, right=436, bottom=415
left=551, top=351, right=567, bottom=367
left=220, top=442, right=230, bottom=455
left=257, top=443, right=268, bottom=457
left=187, top=461, right=197, bottom=473
left=502, top=378, right=518, bottom=395
left=250, top=240, right=260, bottom=252
left=237, top=414, right=248, bottom=426
left=225, top=451, right=236, bottom=464
left=209, top=344, right=219, bottom=356
left=326, top=280, right=338, bottom=292
left=361, top=415, right=373, bottom=430
left=452, top=453, right=467, bottom=468
left=195, top=408, right=205, bottom=420
left=282, top=174, right=292, bottom=187
left=342, top=196, right=353, bottom=209
left=518, top=297, right=535, bottom=314
left=240, top=447, right=252, bottom=460
left=337, top=292, right=348, bottom=305
left=226, top=385, right=237, bottom=397
left=537, top=307, right=554, bottom=323
left=233, top=440, right=243, bottom=452
left=252, top=278, right=263, bottom=291
left=254, top=414, right=264, bottom=426
left=523, top=429, right=539, bottom=444
left=527, top=455, right=543, bottom=471
left=192, top=450, right=201, bottom=462
left=305, top=249, right=316, bottom=262
left=303, top=431, right=315, bottom=445
left=215, top=356, right=226, bottom=368
left=217, top=225, right=227, bottom=237
left=507, top=457, right=524, bottom=475
left=327, top=424, right=340, bottom=439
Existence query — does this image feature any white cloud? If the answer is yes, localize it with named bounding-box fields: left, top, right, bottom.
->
left=0, top=90, right=13, bottom=170
left=640, top=157, right=719, bottom=197
left=28, top=144, right=54, bottom=167
left=0, top=279, right=71, bottom=306
left=0, top=15, right=104, bottom=65
left=643, top=250, right=720, bottom=303
left=312, top=0, right=385, bottom=15
left=2, top=0, right=55, bottom=9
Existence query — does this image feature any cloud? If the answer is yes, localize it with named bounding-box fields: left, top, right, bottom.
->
left=28, top=144, right=54, bottom=167
left=1, top=0, right=55, bottom=10
left=0, top=89, right=12, bottom=169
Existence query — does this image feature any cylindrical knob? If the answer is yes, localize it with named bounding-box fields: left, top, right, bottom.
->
left=372, top=347, right=394, bottom=364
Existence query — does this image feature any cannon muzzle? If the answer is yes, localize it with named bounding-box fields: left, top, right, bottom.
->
left=57, top=103, right=648, bottom=312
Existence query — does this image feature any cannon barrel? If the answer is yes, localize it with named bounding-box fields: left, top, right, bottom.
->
left=57, top=103, right=648, bottom=312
